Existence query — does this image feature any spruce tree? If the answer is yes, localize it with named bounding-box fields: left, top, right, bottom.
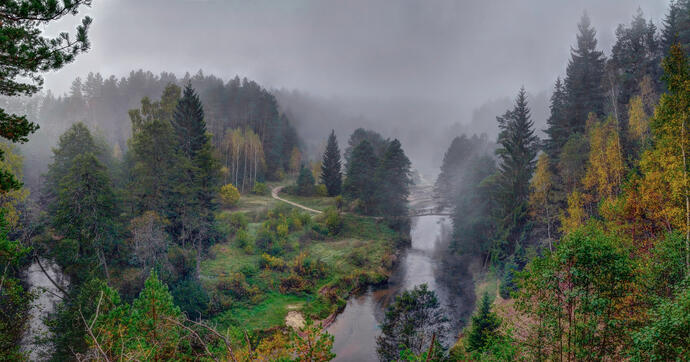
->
left=661, top=0, right=690, bottom=54
left=343, top=140, right=379, bottom=214
left=466, top=293, right=501, bottom=353
left=51, top=153, right=119, bottom=283
left=544, top=78, right=569, bottom=159
left=170, top=84, right=220, bottom=248
left=495, top=87, right=539, bottom=259
left=128, top=84, right=181, bottom=217
left=172, top=84, right=207, bottom=159
left=0, top=0, right=92, bottom=194
left=297, top=165, right=316, bottom=196
left=376, top=139, right=412, bottom=216
left=320, top=130, right=342, bottom=196
left=564, top=13, right=607, bottom=133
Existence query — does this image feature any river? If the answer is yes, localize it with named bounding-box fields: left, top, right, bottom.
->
left=21, top=259, right=66, bottom=360
left=327, top=214, right=473, bottom=361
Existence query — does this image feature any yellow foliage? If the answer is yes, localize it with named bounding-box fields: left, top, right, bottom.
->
left=0, top=142, right=28, bottom=227
left=289, top=147, right=301, bottom=174
left=628, top=95, right=649, bottom=143
left=561, top=191, right=587, bottom=234
left=583, top=116, right=625, bottom=204
left=219, top=183, right=241, bottom=207
left=529, top=153, right=556, bottom=239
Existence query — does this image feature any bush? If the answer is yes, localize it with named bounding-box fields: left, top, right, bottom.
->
left=235, top=229, right=254, bottom=253
left=216, top=211, right=249, bottom=237
left=260, top=253, right=287, bottom=271
left=216, top=273, right=259, bottom=300
left=310, top=223, right=328, bottom=240
left=171, top=278, right=209, bottom=317
left=296, top=165, right=315, bottom=196
left=348, top=249, right=367, bottom=267
left=315, top=184, right=328, bottom=197
left=324, top=208, right=343, bottom=236
left=219, top=184, right=241, bottom=207
left=252, top=181, right=269, bottom=195
left=292, top=252, right=328, bottom=280
left=279, top=274, right=309, bottom=294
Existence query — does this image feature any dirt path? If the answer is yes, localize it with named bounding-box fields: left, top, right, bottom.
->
left=271, top=186, right=323, bottom=214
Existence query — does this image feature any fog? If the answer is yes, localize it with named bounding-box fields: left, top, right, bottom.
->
left=41, top=0, right=668, bottom=176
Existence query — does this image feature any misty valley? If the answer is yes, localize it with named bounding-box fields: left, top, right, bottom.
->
left=2, top=1, right=690, bottom=361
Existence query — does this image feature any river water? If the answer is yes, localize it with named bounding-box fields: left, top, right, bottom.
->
left=21, top=259, right=66, bottom=360
left=328, top=215, right=472, bottom=361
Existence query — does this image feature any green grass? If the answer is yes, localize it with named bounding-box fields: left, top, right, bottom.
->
left=279, top=193, right=335, bottom=211
left=202, top=191, right=401, bottom=334
left=202, top=240, right=260, bottom=281
left=214, top=293, right=308, bottom=331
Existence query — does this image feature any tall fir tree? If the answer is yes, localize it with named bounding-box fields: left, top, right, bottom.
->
left=128, top=84, right=181, bottom=217
left=543, top=77, right=569, bottom=159
left=466, top=293, right=502, bottom=353
left=343, top=140, right=379, bottom=215
left=320, top=130, right=342, bottom=196
left=50, top=152, right=119, bottom=284
left=170, top=84, right=220, bottom=255
left=375, top=139, right=412, bottom=217
left=661, top=0, right=690, bottom=55
left=564, top=13, right=607, bottom=134
left=172, top=84, right=208, bottom=159
left=494, top=87, right=539, bottom=260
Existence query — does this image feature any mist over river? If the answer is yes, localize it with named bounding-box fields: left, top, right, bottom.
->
left=327, top=214, right=475, bottom=361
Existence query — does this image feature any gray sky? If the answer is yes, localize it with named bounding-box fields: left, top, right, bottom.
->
left=44, top=0, right=668, bottom=119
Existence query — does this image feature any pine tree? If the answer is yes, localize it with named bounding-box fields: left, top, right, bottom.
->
left=564, top=13, right=607, bottom=134
left=0, top=0, right=92, bottom=194
left=609, top=8, right=663, bottom=116
left=320, top=130, right=342, bottom=196
left=494, top=88, right=539, bottom=258
left=661, top=0, right=690, bottom=55
left=466, top=293, right=501, bottom=353
left=170, top=84, right=220, bottom=247
left=343, top=140, right=379, bottom=214
left=43, top=122, right=104, bottom=203
left=376, top=139, right=412, bottom=217
left=128, top=84, right=181, bottom=217
left=172, top=84, right=207, bottom=159
left=544, top=78, right=569, bottom=159
left=376, top=284, right=448, bottom=361
left=434, top=134, right=490, bottom=207
left=297, top=165, right=315, bottom=196
left=51, top=153, right=119, bottom=283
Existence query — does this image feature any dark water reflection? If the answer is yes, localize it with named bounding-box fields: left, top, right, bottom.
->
left=327, top=215, right=474, bottom=361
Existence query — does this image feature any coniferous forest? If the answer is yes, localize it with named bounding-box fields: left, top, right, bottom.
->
left=1, top=1, right=690, bottom=361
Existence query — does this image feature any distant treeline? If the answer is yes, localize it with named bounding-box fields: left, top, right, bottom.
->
left=0, top=71, right=299, bottom=189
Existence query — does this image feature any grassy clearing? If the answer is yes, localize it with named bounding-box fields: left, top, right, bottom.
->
left=202, top=239, right=260, bottom=281
left=203, top=203, right=401, bottom=333
left=214, top=293, right=308, bottom=331
left=279, top=193, right=335, bottom=211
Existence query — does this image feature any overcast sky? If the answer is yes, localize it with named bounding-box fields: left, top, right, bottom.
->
left=43, top=0, right=668, bottom=119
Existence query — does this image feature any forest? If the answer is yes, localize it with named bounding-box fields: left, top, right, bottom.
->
left=1, top=0, right=690, bottom=361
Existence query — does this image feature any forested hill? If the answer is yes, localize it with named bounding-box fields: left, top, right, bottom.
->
left=0, top=71, right=299, bottom=189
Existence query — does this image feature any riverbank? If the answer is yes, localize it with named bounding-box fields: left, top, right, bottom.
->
left=201, top=190, right=404, bottom=337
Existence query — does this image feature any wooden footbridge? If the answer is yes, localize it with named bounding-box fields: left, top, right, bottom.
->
left=409, top=207, right=452, bottom=217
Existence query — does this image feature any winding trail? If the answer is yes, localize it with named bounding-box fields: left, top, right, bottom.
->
left=271, top=186, right=323, bottom=214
